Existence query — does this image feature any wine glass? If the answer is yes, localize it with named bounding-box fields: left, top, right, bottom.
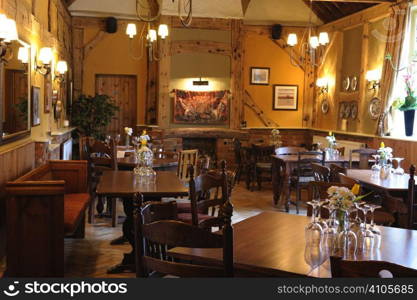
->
left=323, top=204, right=338, bottom=255
left=304, top=243, right=328, bottom=276
left=367, top=204, right=382, bottom=249
left=316, top=199, right=329, bottom=231
left=392, top=158, right=405, bottom=175
left=305, top=201, right=323, bottom=252
left=356, top=204, right=375, bottom=252
left=337, top=209, right=357, bottom=259
left=371, top=154, right=381, bottom=177
left=115, top=134, right=121, bottom=145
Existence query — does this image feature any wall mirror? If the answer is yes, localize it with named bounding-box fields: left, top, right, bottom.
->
left=0, top=39, right=31, bottom=145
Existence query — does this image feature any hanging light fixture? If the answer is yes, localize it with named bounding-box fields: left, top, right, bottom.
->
left=286, top=0, right=329, bottom=68
left=17, top=46, right=29, bottom=64
left=36, top=47, right=53, bottom=75
left=0, top=14, right=19, bottom=62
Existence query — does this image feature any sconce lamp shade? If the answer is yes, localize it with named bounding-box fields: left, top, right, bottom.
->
left=309, top=36, right=319, bottom=49
left=158, top=24, right=169, bottom=39
left=287, top=33, right=298, bottom=46
left=319, top=32, right=329, bottom=45
left=56, top=60, right=68, bottom=74
left=316, top=77, right=329, bottom=88
left=18, top=47, right=29, bottom=64
left=147, top=29, right=157, bottom=42
left=39, top=47, right=53, bottom=65
left=366, top=69, right=382, bottom=82
left=126, top=23, right=137, bottom=38
left=0, top=15, right=18, bottom=42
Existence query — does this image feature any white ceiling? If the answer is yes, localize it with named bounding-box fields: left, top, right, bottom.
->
left=69, top=0, right=322, bottom=25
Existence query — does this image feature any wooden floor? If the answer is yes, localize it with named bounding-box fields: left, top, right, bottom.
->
left=0, top=181, right=307, bottom=278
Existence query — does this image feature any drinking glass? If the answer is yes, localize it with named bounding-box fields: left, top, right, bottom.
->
left=304, top=243, right=328, bottom=275
left=371, top=155, right=381, bottom=176
left=316, top=199, right=329, bottom=231
left=323, top=204, right=338, bottom=254
left=367, top=204, right=382, bottom=249
left=305, top=201, right=323, bottom=250
left=356, top=204, right=375, bottom=252
left=392, top=158, right=405, bottom=175
left=337, top=209, right=357, bottom=259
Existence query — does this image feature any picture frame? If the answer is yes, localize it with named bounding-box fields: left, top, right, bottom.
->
left=250, top=67, right=270, bottom=85
left=31, top=86, right=41, bottom=127
left=273, top=85, right=298, bottom=110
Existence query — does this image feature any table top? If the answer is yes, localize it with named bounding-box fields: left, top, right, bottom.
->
left=168, top=212, right=417, bottom=277
left=346, top=169, right=410, bottom=192
left=96, top=171, right=188, bottom=197
left=117, top=157, right=178, bottom=169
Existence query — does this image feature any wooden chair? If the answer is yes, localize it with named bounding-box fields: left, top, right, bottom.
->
left=330, top=256, right=417, bottom=277
left=408, top=165, right=417, bottom=229
left=134, top=193, right=234, bottom=277
left=177, top=161, right=234, bottom=230
left=177, top=149, right=198, bottom=181
left=349, top=148, right=377, bottom=169
left=86, top=138, right=119, bottom=227
left=311, top=163, right=330, bottom=182
left=339, top=173, right=397, bottom=226
left=251, top=144, right=275, bottom=191
left=288, top=151, right=325, bottom=213
left=329, top=163, right=346, bottom=182
left=272, top=157, right=287, bottom=206
left=241, top=146, right=253, bottom=190
left=276, top=146, right=306, bottom=155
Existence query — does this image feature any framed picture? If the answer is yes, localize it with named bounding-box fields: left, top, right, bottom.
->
left=273, top=85, right=298, bottom=110
left=31, top=86, right=41, bottom=126
left=250, top=67, right=270, bottom=85
left=44, top=74, right=52, bottom=113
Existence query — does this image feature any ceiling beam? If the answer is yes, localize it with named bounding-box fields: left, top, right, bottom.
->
left=65, top=0, right=78, bottom=7
left=241, top=0, right=252, bottom=15
left=312, top=0, right=394, bottom=3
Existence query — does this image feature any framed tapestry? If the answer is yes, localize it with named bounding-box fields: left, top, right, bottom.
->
left=172, top=89, right=230, bottom=124
left=273, top=85, right=298, bottom=111
left=31, top=86, right=41, bottom=126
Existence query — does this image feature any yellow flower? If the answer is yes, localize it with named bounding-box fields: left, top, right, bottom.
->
left=380, top=142, right=385, bottom=148
left=351, top=184, right=360, bottom=196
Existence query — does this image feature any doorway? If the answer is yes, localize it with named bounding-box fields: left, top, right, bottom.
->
left=95, top=74, right=137, bottom=135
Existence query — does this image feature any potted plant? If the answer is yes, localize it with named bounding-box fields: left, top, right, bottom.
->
left=70, top=94, right=119, bottom=140
left=392, top=74, right=417, bottom=136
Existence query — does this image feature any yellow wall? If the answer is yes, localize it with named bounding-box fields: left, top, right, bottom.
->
left=243, top=31, right=305, bottom=128
left=0, top=0, right=72, bottom=144
left=82, top=21, right=148, bottom=124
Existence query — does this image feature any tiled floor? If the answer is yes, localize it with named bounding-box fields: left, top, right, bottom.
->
left=0, top=181, right=308, bottom=278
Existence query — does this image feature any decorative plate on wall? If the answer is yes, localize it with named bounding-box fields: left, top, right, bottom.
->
left=350, top=102, right=358, bottom=120
left=342, top=76, right=350, bottom=92
left=343, top=102, right=351, bottom=119
left=369, top=97, right=382, bottom=120
left=321, top=99, right=329, bottom=114
left=350, top=76, right=358, bottom=92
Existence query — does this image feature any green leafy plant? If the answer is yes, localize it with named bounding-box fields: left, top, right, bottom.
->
left=70, top=94, right=119, bottom=139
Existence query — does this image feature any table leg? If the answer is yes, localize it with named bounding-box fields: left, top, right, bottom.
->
left=107, top=197, right=135, bottom=274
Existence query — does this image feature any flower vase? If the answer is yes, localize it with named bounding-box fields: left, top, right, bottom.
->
left=336, top=209, right=346, bottom=233
left=404, top=110, right=415, bottom=137
left=125, top=135, right=130, bottom=147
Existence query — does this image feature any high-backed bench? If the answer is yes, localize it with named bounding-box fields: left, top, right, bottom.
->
left=5, top=160, right=90, bottom=277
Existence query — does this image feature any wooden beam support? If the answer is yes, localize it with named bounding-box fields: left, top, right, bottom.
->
left=83, top=30, right=108, bottom=58
left=171, top=17, right=231, bottom=30
left=312, top=0, right=393, bottom=3
left=171, top=40, right=232, bottom=56
left=241, top=0, right=252, bottom=15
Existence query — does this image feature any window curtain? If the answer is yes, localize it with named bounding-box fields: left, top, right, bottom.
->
left=379, top=1, right=411, bottom=136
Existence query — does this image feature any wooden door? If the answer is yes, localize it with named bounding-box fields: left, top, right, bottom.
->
left=95, top=74, right=137, bottom=135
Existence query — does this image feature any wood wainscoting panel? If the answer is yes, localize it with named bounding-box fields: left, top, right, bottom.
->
left=0, top=140, right=35, bottom=260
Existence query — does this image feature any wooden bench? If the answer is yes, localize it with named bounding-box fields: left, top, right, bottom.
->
left=5, top=160, right=90, bottom=277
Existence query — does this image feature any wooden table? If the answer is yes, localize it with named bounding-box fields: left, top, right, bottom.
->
left=96, top=171, right=188, bottom=273
left=117, top=157, right=178, bottom=171
left=346, top=169, right=410, bottom=192
left=168, top=212, right=417, bottom=277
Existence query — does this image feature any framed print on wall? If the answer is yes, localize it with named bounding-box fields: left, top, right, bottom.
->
left=250, top=67, right=270, bottom=85
left=31, top=86, right=41, bottom=126
left=273, top=85, right=298, bottom=110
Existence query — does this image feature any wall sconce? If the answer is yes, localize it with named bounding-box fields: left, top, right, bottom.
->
left=316, top=77, right=329, bottom=94
left=55, top=60, right=68, bottom=82
left=366, top=69, right=381, bottom=91
left=0, top=14, right=18, bottom=62
left=17, top=46, right=29, bottom=64
left=35, top=47, right=53, bottom=75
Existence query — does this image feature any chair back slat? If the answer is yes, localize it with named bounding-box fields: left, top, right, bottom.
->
left=177, top=149, right=199, bottom=181
left=339, top=173, right=359, bottom=186
left=272, top=157, right=287, bottom=205
left=311, top=163, right=330, bottom=182
left=329, top=163, right=346, bottom=182
left=331, top=256, right=417, bottom=277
